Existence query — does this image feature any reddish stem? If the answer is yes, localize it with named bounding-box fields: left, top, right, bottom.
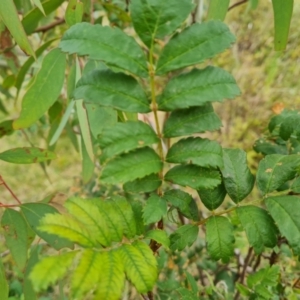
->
left=0, top=175, right=22, bottom=204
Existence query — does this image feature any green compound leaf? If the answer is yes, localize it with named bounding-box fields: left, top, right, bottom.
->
left=236, top=206, right=278, bottom=254
left=272, top=0, right=293, bottom=51
left=13, top=48, right=66, bottom=129
left=170, top=224, right=199, bottom=251
left=38, top=213, right=96, bottom=247
left=0, top=257, right=8, bottom=300
left=166, top=137, right=223, bottom=168
left=101, top=147, right=163, bottom=184
left=156, top=21, right=235, bottom=75
left=74, top=70, right=150, bottom=113
left=130, top=0, right=193, bottom=47
left=206, top=216, right=234, bottom=263
left=158, top=67, right=240, bottom=111
left=99, top=121, right=159, bottom=162
left=143, top=194, right=167, bottom=225
left=163, top=189, right=199, bottom=221
left=95, top=250, right=125, bottom=300
left=247, top=265, right=280, bottom=299
left=145, top=230, right=170, bottom=248
left=21, top=203, right=74, bottom=250
left=197, top=181, right=227, bottom=211
left=256, top=154, right=300, bottom=195
left=163, top=104, right=222, bottom=138
left=1, top=209, right=29, bottom=270
left=120, top=241, right=157, bottom=293
left=221, top=148, right=255, bottom=203
left=30, top=252, right=77, bottom=291
left=0, top=147, right=56, bottom=164
left=64, top=198, right=111, bottom=247
left=165, top=165, right=221, bottom=190
left=207, top=0, right=230, bottom=21
left=0, top=0, right=35, bottom=57
left=253, top=138, right=288, bottom=156
left=265, top=196, right=300, bottom=256
left=123, top=173, right=162, bottom=193
left=59, top=23, right=148, bottom=77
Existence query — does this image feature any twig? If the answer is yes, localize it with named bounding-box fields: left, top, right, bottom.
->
left=34, top=18, right=65, bottom=33
left=0, top=175, right=22, bottom=204
left=228, top=0, right=248, bottom=11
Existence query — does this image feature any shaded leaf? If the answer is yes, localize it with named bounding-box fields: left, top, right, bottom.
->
left=143, top=194, right=167, bottom=224
left=21, top=203, right=74, bottom=250
left=130, top=0, right=193, bottom=47
left=59, top=23, right=148, bottom=77
left=1, top=209, right=29, bottom=270
left=156, top=21, right=235, bottom=74
left=163, top=104, right=222, bottom=138
left=163, top=189, right=199, bottom=221
left=206, top=216, right=234, bottom=263
left=158, top=67, right=240, bottom=111
left=291, top=177, right=300, bottom=193
left=279, top=113, right=300, bottom=140
left=0, top=120, right=14, bottom=138
left=145, top=230, right=170, bottom=248
left=124, top=173, right=162, bottom=193
left=197, top=181, right=226, bottom=211
left=13, top=48, right=66, bottom=129
left=256, top=154, right=300, bottom=195
left=99, top=121, right=158, bottom=161
left=221, top=148, right=254, bottom=203
left=0, top=147, right=56, bottom=164
left=0, top=0, right=35, bottom=57
left=75, top=70, right=150, bottom=113
left=101, top=147, right=163, bottom=184
left=120, top=241, right=157, bottom=293
left=30, top=252, right=77, bottom=291
left=236, top=206, right=278, bottom=254
left=165, top=165, right=221, bottom=190
left=130, top=201, right=145, bottom=235
left=207, top=0, right=230, bottom=21
left=265, top=195, right=300, bottom=256
left=170, top=224, right=199, bottom=251
left=272, top=0, right=293, bottom=51
left=166, top=137, right=223, bottom=168
left=253, top=138, right=288, bottom=155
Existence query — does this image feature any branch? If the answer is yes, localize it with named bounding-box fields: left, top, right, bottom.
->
left=0, top=175, right=21, bottom=204
left=34, top=18, right=65, bottom=33
left=228, top=0, right=248, bottom=11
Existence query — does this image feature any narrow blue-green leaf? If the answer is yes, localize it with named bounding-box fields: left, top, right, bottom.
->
left=59, top=23, right=148, bottom=77
left=145, top=230, right=170, bottom=248
left=13, top=48, right=66, bottom=129
left=101, top=147, right=163, bottom=184
left=21, top=203, right=74, bottom=250
left=130, top=0, right=193, bottom=47
left=166, top=137, right=223, bottom=168
left=99, top=121, right=158, bottom=161
left=0, top=0, right=35, bottom=57
left=165, top=165, right=221, bottom=190
left=49, top=100, right=75, bottom=146
left=0, top=147, right=56, bottom=164
left=158, top=67, right=240, bottom=111
left=256, top=154, right=300, bottom=195
left=22, top=0, right=65, bottom=34
left=163, top=189, right=199, bottom=221
left=1, top=209, right=29, bottom=270
left=207, top=0, right=230, bottom=21
left=163, top=104, right=222, bottom=138
left=206, top=216, right=234, bottom=263
left=75, top=70, right=150, bottom=113
left=0, top=257, right=8, bottom=300
left=156, top=21, right=235, bottom=75
left=124, top=173, right=162, bottom=193
left=143, top=194, right=167, bottom=224
left=170, top=224, right=199, bottom=251
left=197, top=182, right=226, bottom=211
left=265, top=196, right=300, bottom=256
left=272, top=0, right=293, bottom=51
left=236, top=206, right=278, bottom=254
left=221, top=148, right=255, bottom=203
